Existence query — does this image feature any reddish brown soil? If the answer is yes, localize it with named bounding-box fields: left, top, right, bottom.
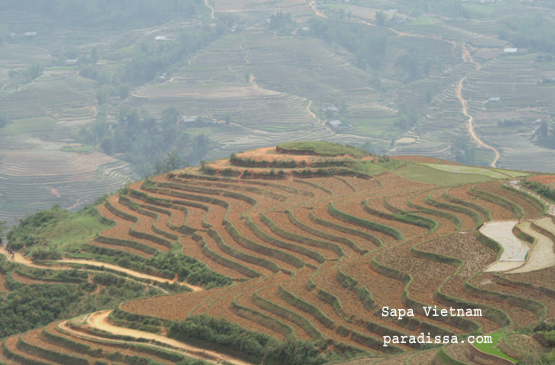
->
left=40, top=321, right=174, bottom=364
left=0, top=341, right=17, bottom=365
left=506, top=267, right=555, bottom=290
left=430, top=189, right=477, bottom=231
left=122, top=287, right=228, bottom=321
left=203, top=273, right=288, bottom=337
left=505, top=333, right=547, bottom=355
left=442, top=274, right=537, bottom=329
left=371, top=353, right=413, bottom=364
left=409, top=190, right=459, bottom=234
left=291, top=208, right=368, bottom=257
left=444, top=343, right=477, bottom=364
left=84, top=150, right=552, bottom=358
left=248, top=215, right=323, bottom=267
left=391, top=156, right=439, bottom=163
left=109, top=196, right=173, bottom=251
left=385, top=187, right=429, bottom=212
left=266, top=211, right=345, bottom=259
left=312, top=205, right=388, bottom=251
left=0, top=273, right=8, bottom=292
left=86, top=240, right=154, bottom=258
left=448, top=184, right=514, bottom=221
left=96, top=202, right=166, bottom=253
left=419, top=232, right=496, bottom=277
left=232, top=219, right=304, bottom=271
left=472, top=272, right=555, bottom=320
left=3, top=335, right=51, bottom=365
left=476, top=181, right=543, bottom=220
left=528, top=175, right=555, bottom=185
left=203, top=229, right=273, bottom=277
left=406, top=349, right=439, bottom=365
left=131, top=187, right=207, bottom=230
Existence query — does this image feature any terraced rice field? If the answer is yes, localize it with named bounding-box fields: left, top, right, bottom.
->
left=482, top=221, right=529, bottom=272
left=6, top=146, right=553, bottom=364
left=0, top=134, right=135, bottom=225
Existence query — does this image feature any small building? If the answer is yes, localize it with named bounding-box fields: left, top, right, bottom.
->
left=489, top=97, right=501, bottom=102
left=504, top=48, right=518, bottom=53
left=301, top=27, right=311, bottom=32
left=64, top=59, right=78, bottom=66
left=328, top=120, right=342, bottom=129
left=24, top=32, right=37, bottom=36
left=182, top=116, right=198, bottom=123
left=155, top=36, right=168, bottom=41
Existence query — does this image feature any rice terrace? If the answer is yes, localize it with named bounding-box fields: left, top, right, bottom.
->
left=3, top=0, right=555, bottom=364
left=0, top=141, right=554, bottom=365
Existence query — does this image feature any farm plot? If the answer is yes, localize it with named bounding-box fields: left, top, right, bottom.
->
left=481, top=221, right=529, bottom=272
left=508, top=219, right=555, bottom=274
left=18, top=144, right=553, bottom=363
left=0, top=136, right=134, bottom=226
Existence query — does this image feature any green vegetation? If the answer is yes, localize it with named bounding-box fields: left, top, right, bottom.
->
left=523, top=180, right=555, bottom=202
left=168, top=315, right=327, bottom=365
left=60, top=145, right=94, bottom=153
left=276, top=141, right=370, bottom=158
left=309, top=18, right=392, bottom=71
left=0, top=258, right=161, bottom=340
left=421, top=164, right=508, bottom=179
left=7, top=203, right=113, bottom=254
left=472, top=332, right=516, bottom=362
left=78, top=108, right=212, bottom=176
left=395, top=164, right=490, bottom=185
left=0, top=116, right=56, bottom=136
left=499, top=16, right=555, bottom=54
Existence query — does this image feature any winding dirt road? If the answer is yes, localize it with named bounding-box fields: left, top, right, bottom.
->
left=0, top=249, right=202, bottom=292
left=456, top=78, right=500, bottom=168
left=60, top=310, right=251, bottom=365
left=204, top=0, right=215, bottom=19
left=308, top=1, right=327, bottom=18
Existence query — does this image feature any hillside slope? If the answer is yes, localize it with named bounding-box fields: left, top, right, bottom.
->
left=2, top=142, right=555, bottom=364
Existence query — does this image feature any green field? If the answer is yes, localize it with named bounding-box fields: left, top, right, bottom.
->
left=473, top=332, right=516, bottom=362
left=0, top=116, right=56, bottom=135
left=420, top=163, right=510, bottom=179
left=277, top=141, right=371, bottom=158
left=395, top=163, right=491, bottom=185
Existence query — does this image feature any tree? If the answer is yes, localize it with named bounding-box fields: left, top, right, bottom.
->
left=26, top=63, right=44, bottom=81
left=153, top=150, right=187, bottom=174
left=0, top=220, right=9, bottom=238
left=539, top=120, right=549, bottom=137
left=91, top=47, right=99, bottom=63
left=396, top=47, right=421, bottom=79
left=375, top=11, right=386, bottom=26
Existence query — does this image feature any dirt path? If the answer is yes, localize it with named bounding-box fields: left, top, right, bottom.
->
left=204, top=0, right=215, bottom=19
left=0, top=249, right=202, bottom=292
left=456, top=77, right=500, bottom=168
left=308, top=1, right=327, bottom=18
left=80, top=310, right=251, bottom=365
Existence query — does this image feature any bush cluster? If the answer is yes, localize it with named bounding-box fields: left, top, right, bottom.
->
left=169, top=315, right=327, bottom=365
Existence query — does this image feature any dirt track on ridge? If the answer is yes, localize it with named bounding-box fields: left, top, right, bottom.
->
left=80, top=310, right=251, bottom=365
left=0, top=249, right=202, bottom=292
